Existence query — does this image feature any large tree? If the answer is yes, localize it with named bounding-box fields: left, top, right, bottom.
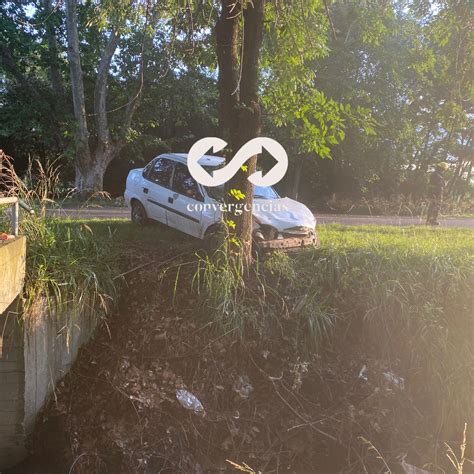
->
left=65, top=0, right=154, bottom=194
left=214, top=0, right=374, bottom=264
left=215, top=0, right=265, bottom=265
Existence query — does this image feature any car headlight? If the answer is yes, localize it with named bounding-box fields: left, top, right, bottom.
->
left=253, top=225, right=278, bottom=240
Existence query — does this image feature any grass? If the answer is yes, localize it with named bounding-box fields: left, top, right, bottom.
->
left=18, top=218, right=191, bottom=317
left=0, top=155, right=119, bottom=326
left=54, top=218, right=191, bottom=248
left=295, top=225, right=472, bottom=448
left=316, top=195, right=474, bottom=218
left=3, top=151, right=472, bottom=450
left=3, top=149, right=471, bottom=466
left=192, top=224, right=473, bottom=450
left=20, top=216, right=117, bottom=315
left=193, top=238, right=251, bottom=333
left=194, top=224, right=473, bottom=344
left=46, top=194, right=126, bottom=209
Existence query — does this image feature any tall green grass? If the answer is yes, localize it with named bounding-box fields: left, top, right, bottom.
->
left=1, top=154, right=117, bottom=324
left=21, top=217, right=117, bottom=319
left=307, top=225, right=473, bottom=439
left=194, top=224, right=473, bottom=443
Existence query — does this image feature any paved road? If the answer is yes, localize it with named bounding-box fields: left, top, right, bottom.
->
left=48, top=207, right=474, bottom=228
left=314, top=214, right=474, bottom=228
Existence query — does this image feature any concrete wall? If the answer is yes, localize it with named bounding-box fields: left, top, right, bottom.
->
left=0, top=300, right=27, bottom=469
left=0, top=299, right=99, bottom=469
left=0, top=237, right=26, bottom=314
left=23, top=301, right=97, bottom=434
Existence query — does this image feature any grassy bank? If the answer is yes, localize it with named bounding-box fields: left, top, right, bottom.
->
left=1, top=159, right=119, bottom=322
left=0, top=214, right=118, bottom=322
left=13, top=219, right=472, bottom=471
left=194, top=224, right=473, bottom=466
left=307, top=226, right=473, bottom=440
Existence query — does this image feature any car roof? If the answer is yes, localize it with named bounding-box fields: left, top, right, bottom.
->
left=159, top=153, right=225, bottom=168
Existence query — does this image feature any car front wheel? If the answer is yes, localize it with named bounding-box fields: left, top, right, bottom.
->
left=131, top=200, right=149, bottom=226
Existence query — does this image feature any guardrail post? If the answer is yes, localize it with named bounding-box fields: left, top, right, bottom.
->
left=0, top=197, right=20, bottom=237
left=12, top=200, right=19, bottom=237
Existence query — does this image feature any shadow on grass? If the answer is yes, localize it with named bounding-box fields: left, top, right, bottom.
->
left=52, top=218, right=196, bottom=249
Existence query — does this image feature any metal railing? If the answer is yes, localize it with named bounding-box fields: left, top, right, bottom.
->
left=0, top=197, right=19, bottom=237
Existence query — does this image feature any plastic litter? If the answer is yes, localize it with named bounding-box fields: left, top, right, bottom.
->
left=0, top=233, right=14, bottom=241
left=233, top=375, right=253, bottom=399
left=358, top=365, right=368, bottom=381
left=383, top=371, right=405, bottom=390
left=399, top=454, right=430, bottom=474
left=176, top=389, right=205, bottom=415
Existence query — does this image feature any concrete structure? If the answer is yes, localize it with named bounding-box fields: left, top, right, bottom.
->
left=0, top=300, right=26, bottom=468
left=0, top=210, right=100, bottom=469
left=0, top=237, right=26, bottom=314
left=0, top=226, right=27, bottom=467
left=23, top=301, right=97, bottom=433
left=0, top=299, right=99, bottom=469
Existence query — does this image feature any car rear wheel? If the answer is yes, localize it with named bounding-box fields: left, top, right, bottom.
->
left=131, top=200, right=149, bottom=226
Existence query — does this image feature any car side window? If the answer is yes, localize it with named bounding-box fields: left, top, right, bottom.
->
left=172, top=163, right=203, bottom=201
left=147, top=158, right=174, bottom=188
left=142, top=160, right=154, bottom=179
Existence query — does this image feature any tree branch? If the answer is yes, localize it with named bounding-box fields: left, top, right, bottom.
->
left=94, top=29, right=120, bottom=150
left=216, top=0, right=240, bottom=146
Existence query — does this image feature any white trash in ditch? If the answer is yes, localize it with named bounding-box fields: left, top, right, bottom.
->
left=399, top=454, right=429, bottom=474
left=176, top=389, right=205, bottom=416
left=383, top=371, right=405, bottom=390
left=233, top=375, right=254, bottom=399
left=358, top=365, right=368, bottom=381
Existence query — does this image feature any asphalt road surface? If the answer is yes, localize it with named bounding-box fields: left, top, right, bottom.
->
left=47, top=207, right=474, bottom=228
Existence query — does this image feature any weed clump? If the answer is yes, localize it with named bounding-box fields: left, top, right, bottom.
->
left=1, top=154, right=117, bottom=323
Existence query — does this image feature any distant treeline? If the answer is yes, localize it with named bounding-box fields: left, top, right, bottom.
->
left=1, top=0, right=472, bottom=202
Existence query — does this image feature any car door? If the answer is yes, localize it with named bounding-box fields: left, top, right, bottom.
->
left=143, top=157, right=174, bottom=223
left=167, top=162, right=203, bottom=238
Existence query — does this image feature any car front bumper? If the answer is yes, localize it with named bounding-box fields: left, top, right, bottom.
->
left=255, top=233, right=318, bottom=252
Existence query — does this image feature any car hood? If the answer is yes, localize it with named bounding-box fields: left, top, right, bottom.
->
left=252, top=197, right=316, bottom=231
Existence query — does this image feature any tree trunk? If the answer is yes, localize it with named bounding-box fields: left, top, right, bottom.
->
left=447, top=132, right=472, bottom=197
left=65, top=0, right=93, bottom=194
left=65, top=1, right=138, bottom=196
left=216, top=0, right=265, bottom=268
left=74, top=161, right=105, bottom=193
left=216, top=1, right=240, bottom=145
left=74, top=146, right=117, bottom=193
left=43, top=0, right=64, bottom=96
left=235, top=0, right=264, bottom=265
left=94, top=30, right=120, bottom=175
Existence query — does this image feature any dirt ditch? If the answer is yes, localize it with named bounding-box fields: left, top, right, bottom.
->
left=10, top=243, right=467, bottom=473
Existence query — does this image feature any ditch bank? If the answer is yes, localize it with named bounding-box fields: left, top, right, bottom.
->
left=6, top=226, right=474, bottom=473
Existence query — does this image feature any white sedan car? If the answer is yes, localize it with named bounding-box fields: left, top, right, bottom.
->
left=124, top=153, right=317, bottom=250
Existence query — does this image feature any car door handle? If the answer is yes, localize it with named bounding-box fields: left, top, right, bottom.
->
left=168, top=196, right=173, bottom=204
left=143, top=187, right=149, bottom=194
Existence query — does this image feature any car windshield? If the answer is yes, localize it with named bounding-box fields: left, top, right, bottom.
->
left=205, top=183, right=279, bottom=201
left=253, top=186, right=279, bottom=199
